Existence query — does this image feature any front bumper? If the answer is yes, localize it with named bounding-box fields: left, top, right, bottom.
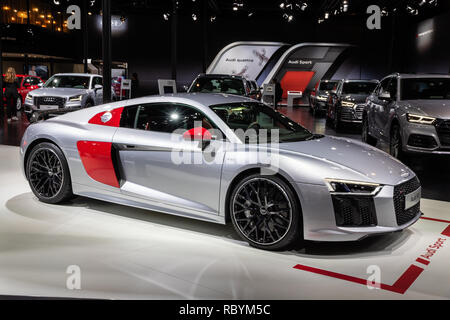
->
left=402, top=121, right=450, bottom=154
left=24, top=99, right=82, bottom=113
left=296, top=178, right=421, bottom=242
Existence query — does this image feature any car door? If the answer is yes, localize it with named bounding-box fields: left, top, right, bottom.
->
left=371, top=77, right=397, bottom=140
left=112, top=102, right=227, bottom=216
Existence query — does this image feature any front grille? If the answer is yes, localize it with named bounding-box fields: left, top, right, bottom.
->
left=340, top=108, right=355, bottom=121
left=435, top=119, right=450, bottom=147
left=393, top=176, right=421, bottom=226
left=407, top=134, right=438, bottom=149
left=332, top=195, right=377, bottom=227
left=355, top=104, right=364, bottom=120
left=35, top=96, right=66, bottom=109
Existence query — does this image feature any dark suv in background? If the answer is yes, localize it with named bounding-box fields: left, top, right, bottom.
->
left=309, top=80, right=339, bottom=116
left=362, top=73, right=450, bottom=159
left=188, top=74, right=259, bottom=100
left=326, top=79, right=378, bottom=130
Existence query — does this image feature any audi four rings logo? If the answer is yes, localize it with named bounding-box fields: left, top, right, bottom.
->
left=101, top=112, right=113, bottom=123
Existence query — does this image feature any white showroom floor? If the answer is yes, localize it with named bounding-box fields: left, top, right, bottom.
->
left=0, top=145, right=449, bottom=299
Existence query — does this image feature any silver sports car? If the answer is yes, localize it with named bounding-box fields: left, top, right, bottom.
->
left=20, top=93, right=422, bottom=250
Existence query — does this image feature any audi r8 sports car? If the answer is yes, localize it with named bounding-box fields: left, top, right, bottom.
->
left=20, top=93, right=421, bottom=250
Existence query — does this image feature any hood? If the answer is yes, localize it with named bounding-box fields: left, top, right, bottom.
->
left=341, top=94, right=369, bottom=104
left=29, top=87, right=88, bottom=97
left=402, top=100, right=450, bottom=119
left=278, top=136, right=414, bottom=185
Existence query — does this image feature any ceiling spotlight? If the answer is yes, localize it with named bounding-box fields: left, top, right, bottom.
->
left=210, top=15, right=216, bottom=22
left=300, top=2, right=308, bottom=11
left=280, top=2, right=285, bottom=9
left=429, top=0, right=437, bottom=6
left=381, top=8, right=388, bottom=16
left=232, top=1, right=244, bottom=11
left=288, top=14, right=293, bottom=22
left=318, top=18, right=324, bottom=24
left=53, top=0, right=60, bottom=4
left=192, top=13, right=197, bottom=21
left=407, top=5, right=418, bottom=15
left=342, top=0, right=348, bottom=12
left=418, top=0, right=426, bottom=6
left=163, top=13, right=170, bottom=20
left=286, top=3, right=293, bottom=9
left=248, top=12, right=254, bottom=17
left=324, top=12, right=329, bottom=19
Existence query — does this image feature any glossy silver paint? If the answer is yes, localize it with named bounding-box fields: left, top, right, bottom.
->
left=365, top=73, right=450, bottom=154
left=20, top=93, right=420, bottom=241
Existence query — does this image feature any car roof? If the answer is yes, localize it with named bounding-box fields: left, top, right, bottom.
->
left=157, top=92, right=254, bottom=106
left=52, top=73, right=98, bottom=77
left=341, top=79, right=379, bottom=83
left=397, top=73, right=450, bottom=79
left=196, top=73, right=245, bottom=80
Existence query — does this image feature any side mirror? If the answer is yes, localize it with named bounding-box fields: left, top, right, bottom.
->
left=94, top=84, right=103, bottom=90
left=183, top=127, right=212, bottom=141
left=378, top=91, right=391, bottom=101
left=38, top=82, right=44, bottom=87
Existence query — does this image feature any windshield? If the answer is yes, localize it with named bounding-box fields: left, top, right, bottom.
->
left=319, top=81, right=338, bottom=91
left=401, top=78, right=450, bottom=100
left=342, top=82, right=377, bottom=95
left=191, top=77, right=245, bottom=95
left=210, top=102, right=313, bottom=143
left=44, top=75, right=90, bottom=89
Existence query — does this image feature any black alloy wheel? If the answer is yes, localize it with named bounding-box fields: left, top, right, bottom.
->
left=27, top=142, right=74, bottom=204
left=230, top=174, right=301, bottom=250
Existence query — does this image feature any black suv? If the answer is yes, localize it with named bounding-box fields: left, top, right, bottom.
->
left=326, top=79, right=379, bottom=130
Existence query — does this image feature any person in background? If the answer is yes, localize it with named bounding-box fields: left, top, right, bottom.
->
left=131, top=72, right=139, bottom=98
left=29, top=65, right=37, bottom=76
left=4, top=67, right=20, bottom=123
left=273, top=78, right=283, bottom=110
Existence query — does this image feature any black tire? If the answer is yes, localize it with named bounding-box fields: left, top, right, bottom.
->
left=16, top=97, right=22, bottom=111
left=26, top=142, right=74, bottom=204
left=362, top=116, right=377, bottom=146
left=390, top=123, right=404, bottom=160
left=25, top=112, right=32, bottom=122
left=84, top=101, right=93, bottom=108
left=229, top=173, right=302, bottom=251
left=333, top=108, right=341, bottom=131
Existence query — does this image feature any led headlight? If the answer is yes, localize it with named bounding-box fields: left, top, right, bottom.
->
left=324, top=179, right=381, bottom=195
left=68, top=95, right=83, bottom=102
left=316, top=95, right=328, bottom=101
left=26, top=93, right=33, bottom=100
left=406, top=113, right=435, bottom=125
left=341, top=101, right=355, bottom=107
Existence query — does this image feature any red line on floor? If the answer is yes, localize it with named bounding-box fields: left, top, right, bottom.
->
left=420, top=216, right=450, bottom=224
left=416, top=258, right=430, bottom=265
left=293, top=263, right=424, bottom=294
left=441, top=225, right=450, bottom=237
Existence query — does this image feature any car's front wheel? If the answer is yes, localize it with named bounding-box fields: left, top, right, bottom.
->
left=26, top=142, right=74, bottom=204
left=390, top=124, right=404, bottom=160
left=229, top=174, right=302, bottom=250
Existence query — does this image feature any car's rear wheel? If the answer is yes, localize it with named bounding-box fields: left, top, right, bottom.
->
left=229, top=174, right=302, bottom=250
left=362, top=116, right=377, bottom=146
left=26, top=142, right=74, bottom=204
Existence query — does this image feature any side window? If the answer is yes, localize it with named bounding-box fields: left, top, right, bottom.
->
left=378, top=77, right=391, bottom=94
left=92, top=77, right=103, bottom=87
left=120, top=103, right=217, bottom=134
left=387, top=77, right=398, bottom=100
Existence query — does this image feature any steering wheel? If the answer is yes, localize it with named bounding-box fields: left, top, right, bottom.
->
left=247, top=122, right=261, bottom=131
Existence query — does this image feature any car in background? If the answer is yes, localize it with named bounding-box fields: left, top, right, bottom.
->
left=326, top=79, right=379, bottom=130
left=23, top=73, right=105, bottom=121
left=2, top=74, right=44, bottom=111
left=309, top=80, right=339, bottom=116
left=188, top=74, right=258, bottom=99
left=112, top=76, right=126, bottom=100
left=362, top=73, right=450, bottom=159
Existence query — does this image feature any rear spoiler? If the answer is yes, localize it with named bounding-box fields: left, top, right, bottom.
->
left=29, top=107, right=82, bottom=123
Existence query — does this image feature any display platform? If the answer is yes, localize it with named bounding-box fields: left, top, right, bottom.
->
left=0, top=145, right=449, bottom=299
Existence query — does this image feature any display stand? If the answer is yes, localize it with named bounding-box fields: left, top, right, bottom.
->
left=158, top=79, right=177, bottom=95
left=287, top=91, right=303, bottom=107
left=262, top=83, right=276, bottom=108
left=120, top=79, right=132, bottom=100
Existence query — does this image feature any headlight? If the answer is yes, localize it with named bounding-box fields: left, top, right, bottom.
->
left=324, top=179, right=381, bottom=195
left=406, top=113, right=435, bottom=125
left=68, top=95, right=83, bottom=102
left=26, top=93, right=32, bottom=100
left=316, top=95, right=328, bottom=101
left=341, top=101, right=355, bottom=107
